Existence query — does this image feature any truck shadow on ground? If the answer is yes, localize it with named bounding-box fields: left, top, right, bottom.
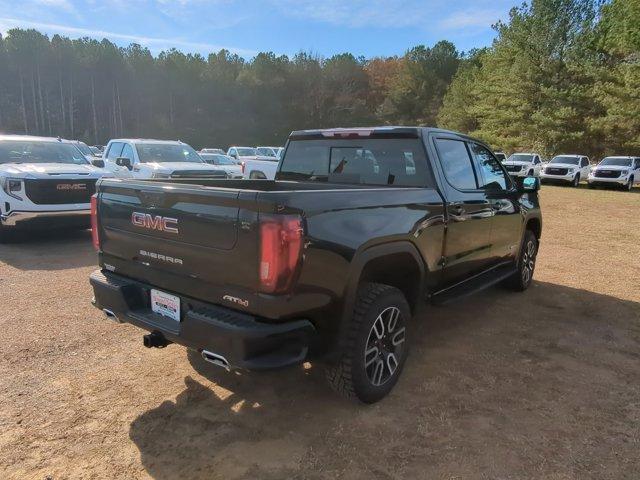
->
left=0, top=229, right=96, bottom=270
left=129, top=281, right=640, bottom=480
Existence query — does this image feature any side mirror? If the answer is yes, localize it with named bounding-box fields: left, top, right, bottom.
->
left=116, top=157, right=132, bottom=170
left=522, top=176, right=540, bottom=192
left=90, top=158, right=105, bottom=168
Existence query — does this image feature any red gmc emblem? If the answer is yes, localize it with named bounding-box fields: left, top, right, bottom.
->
left=131, top=212, right=179, bottom=234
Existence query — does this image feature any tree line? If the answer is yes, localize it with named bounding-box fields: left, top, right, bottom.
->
left=0, top=0, right=637, bottom=159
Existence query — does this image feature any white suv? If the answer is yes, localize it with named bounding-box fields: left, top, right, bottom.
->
left=227, top=146, right=279, bottom=179
left=588, top=156, right=640, bottom=191
left=0, top=135, right=110, bottom=239
left=540, top=155, right=591, bottom=187
left=503, top=153, right=544, bottom=177
left=104, top=139, right=228, bottom=179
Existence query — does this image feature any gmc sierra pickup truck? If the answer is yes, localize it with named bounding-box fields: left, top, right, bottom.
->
left=90, top=127, right=542, bottom=403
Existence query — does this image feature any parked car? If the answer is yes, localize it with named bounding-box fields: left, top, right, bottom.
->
left=89, top=126, right=542, bottom=403
left=495, top=151, right=507, bottom=162
left=0, top=135, right=110, bottom=241
left=70, top=140, right=98, bottom=163
left=588, top=156, right=640, bottom=191
left=540, top=155, right=591, bottom=187
left=255, top=146, right=280, bottom=158
left=200, top=148, right=225, bottom=155
left=227, top=146, right=279, bottom=179
left=199, top=153, right=243, bottom=178
left=89, top=146, right=103, bottom=156
left=103, top=139, right=228, bottom=179
left=502, top=153, right=544, bottom=177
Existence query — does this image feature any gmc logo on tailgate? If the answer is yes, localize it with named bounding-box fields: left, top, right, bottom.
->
left=131, top=212, right=179, bottom=234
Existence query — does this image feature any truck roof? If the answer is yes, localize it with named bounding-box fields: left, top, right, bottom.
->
left=0, top=134, right=75, bottom=144
left=108, top=138, right=186, bottom=145
left=289, top=126, right=471, bottom=139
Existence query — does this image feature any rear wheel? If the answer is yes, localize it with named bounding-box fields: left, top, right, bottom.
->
left=626, top=177, right=634, bottom=191
left=249, top=171, right=266, bottom=179
left=326, top=283, right=410, bottom=403
left=504, top=230, right=538, bottom=292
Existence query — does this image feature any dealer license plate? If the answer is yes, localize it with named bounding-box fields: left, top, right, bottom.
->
left=150, top=289, right=181, bottom=322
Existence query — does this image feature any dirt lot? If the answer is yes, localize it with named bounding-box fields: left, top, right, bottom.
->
left=1, top=186, right=639, bottom=480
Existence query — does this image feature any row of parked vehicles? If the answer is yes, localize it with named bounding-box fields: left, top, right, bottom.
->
left=497, top=152, right=640, bottom=190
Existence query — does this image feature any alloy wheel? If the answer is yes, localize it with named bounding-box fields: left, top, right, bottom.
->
left=364, top=306, right=406, bottom=387
left=521, top=239, right=537, bottom=285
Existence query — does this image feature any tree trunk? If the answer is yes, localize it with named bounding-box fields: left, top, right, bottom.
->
left=31, top=71, right=39, bottom=132
left=69, top=73, right=74, bottom=138
left=169, top=90, right=174, bottom=126
left=59, top=70, right=66, bottom=135
left=116, top=80, right=123, bottom=136
left=19, top=69, right=28, bottom=133
left=37, top=63, right=45, bottom=132
left=91, top=75, right=98, bottom=144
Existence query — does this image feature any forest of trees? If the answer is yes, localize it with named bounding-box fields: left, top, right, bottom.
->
left=0, top=0, right=637, bottom=159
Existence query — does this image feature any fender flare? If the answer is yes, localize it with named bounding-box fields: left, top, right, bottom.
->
left=332, top=241, right=427, bottom=358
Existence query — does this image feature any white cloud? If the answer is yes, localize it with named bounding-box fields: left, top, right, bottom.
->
left=0, top=17, right=256, bottom=56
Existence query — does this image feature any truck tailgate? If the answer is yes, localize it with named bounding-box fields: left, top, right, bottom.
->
left=97, top=179, right=259, bottom=296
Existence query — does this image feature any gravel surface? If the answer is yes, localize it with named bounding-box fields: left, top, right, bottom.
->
left=1, top=185, right=639, bottom=479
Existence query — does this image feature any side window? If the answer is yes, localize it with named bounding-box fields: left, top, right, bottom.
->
left=434, top=138, right=478, bottom=190
left=581, top=158, right=588, bottom=167
left=534, top=156, right=540, bottom=165
left=634, top=159, right=640, bottom=169
left=120, top=143, right=134, bottom=161
left=106, top=142, right=124, bottom=161
left=469, top=143, right=508, bottom=190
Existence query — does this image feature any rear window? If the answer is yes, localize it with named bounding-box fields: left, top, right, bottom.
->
left=278, top=139, right=430, bottom=187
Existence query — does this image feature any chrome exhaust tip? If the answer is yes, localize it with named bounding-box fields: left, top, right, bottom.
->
left=201, top=350, right=231, bottom=371
left=103, top=309, right=121, bottom=323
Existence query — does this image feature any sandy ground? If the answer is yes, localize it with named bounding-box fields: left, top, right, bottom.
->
left=1, top=185, right=639, bottom=479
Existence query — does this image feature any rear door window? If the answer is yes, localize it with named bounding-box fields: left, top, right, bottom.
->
left=434, top=138, right=478, bottom=190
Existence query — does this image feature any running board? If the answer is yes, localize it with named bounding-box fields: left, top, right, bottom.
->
left=430, top=264, right=517, bottom=305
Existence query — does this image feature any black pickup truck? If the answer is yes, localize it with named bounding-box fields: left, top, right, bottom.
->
left=90, top=127, right=542, bottom=403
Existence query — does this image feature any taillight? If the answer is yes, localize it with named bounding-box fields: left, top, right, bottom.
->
left=241, top=161, right=245, bottom=174
left=90, top=194, right=100, bottom=251
left=259, top=215, right=304, bottom=294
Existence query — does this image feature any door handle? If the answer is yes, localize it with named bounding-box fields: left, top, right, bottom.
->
left=450, top=204, right=465, bottom=215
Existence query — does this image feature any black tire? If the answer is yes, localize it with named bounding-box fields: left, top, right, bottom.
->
left=326, top=283, right=410, bottom=403
left=504, top=229, right=538, bottom=292
left=626, top=177, right=634, bottom=191
left=588, top=183, right=596, bottom=189
left=249, top=171, right=266, bottom=179
left=572, top=174, right=580, bottom=187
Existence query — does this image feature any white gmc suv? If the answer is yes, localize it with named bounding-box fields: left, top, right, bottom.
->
left=588, top=156, right=640, bottom=191
left=0, top=135, right=110, bottom=240
left=502, top=153, right=544, bottom=177
left=104, top=139, right=228, bottom=179
left=540, top=155, right=591, bottom=187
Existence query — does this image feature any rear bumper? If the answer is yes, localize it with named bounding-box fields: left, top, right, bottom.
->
left=1, top=209, right=90, bottom=228
left=89, top=269, right=315, bottom=370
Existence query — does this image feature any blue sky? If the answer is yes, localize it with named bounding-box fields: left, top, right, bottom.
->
left=0, top=0, right=519, bottom=59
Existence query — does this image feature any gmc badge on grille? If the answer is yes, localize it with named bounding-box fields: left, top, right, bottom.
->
left=57, top=183, right=86, bottom=190
left=131, top=212, right=179, bottom=234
